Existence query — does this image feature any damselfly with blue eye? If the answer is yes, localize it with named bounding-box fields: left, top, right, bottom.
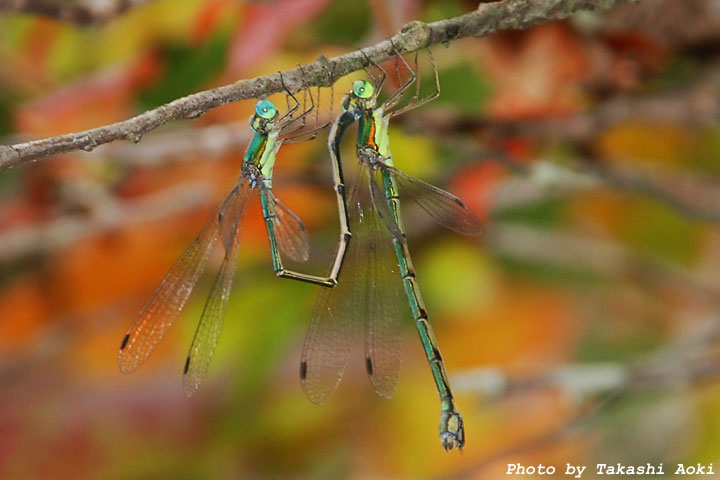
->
left=119, top=80, right=350, bottom=397
left=300, top=49, right=482, bottom=451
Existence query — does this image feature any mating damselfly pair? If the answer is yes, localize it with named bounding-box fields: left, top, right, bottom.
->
left=118, top=48, right=481, bottom=451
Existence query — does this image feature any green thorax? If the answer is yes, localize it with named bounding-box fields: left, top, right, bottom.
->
left=357, top=107, right=391, bottom=158
left=244, top=128, right=280, bottom=184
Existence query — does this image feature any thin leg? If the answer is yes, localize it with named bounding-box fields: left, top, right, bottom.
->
left=278, top=65, right=319, bottom=131
left=277, top=71, right=302, bottom=124
left=381, top=42, right=417, bottom=112
left=360, top=50, right=386, bottom=102
left=389, top=49, right=440, bottom=117
left=282, top=65, right=334, bottom=140
left=281, top=121, right=330, bottom=144
left=278, top=99, right=315, bottom=134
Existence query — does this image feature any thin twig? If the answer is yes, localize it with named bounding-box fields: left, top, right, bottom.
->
left=0, top=0, right=641, bottom=171
left=95, top=121, right=252, bottom=166
left=0, top=0, right=154, bottom=26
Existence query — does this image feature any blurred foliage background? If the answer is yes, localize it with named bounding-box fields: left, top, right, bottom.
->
left=2, top=0, right=720, bottom=478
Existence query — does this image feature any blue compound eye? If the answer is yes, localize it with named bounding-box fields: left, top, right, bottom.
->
left=352, top=80, right=374, bottom=99
left=255, top=99, right=277, bottom=119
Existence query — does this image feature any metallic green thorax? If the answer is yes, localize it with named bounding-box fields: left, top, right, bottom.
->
left=356, top=107, right=390, bottom=158
left=244, top=114, right=280, bottom=185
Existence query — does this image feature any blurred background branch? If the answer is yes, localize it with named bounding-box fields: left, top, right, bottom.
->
left=0, top=0, right=154, bottom=26
left=454, top=317, right=720, bottom=400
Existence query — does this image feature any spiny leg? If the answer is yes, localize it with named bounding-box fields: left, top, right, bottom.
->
left=379, top=40, right=417, bottom=112
left=276, top=71, right=303, bottom=124
left=281, top=87, right=330, bottom=144
left=278, top=66, right=325, bottom=137
left=389, top=48, right=440, bottom=118
left=360, top=49, right=386, bottom=102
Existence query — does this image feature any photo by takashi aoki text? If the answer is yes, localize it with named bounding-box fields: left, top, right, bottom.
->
left=506, top=462, right=715, bottom=478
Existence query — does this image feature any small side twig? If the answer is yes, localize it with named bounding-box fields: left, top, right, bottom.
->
left=0, top=0, right=154, bottom=26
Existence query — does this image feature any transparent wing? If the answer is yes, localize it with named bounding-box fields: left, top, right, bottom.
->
left=300, top=165, right=407, bottom=403
left=300, top=173, right=366, bottom=404
left=381, top=164, right=483, bottom=236
left=118, top=186, right=233, bottom=373
left=366, top=161, right=403, bottom=240
left=364, top=201, right=406, bottom=398
left=183, top=182, right=254, bottom=397
left=272, top=195, right=310, bottom=263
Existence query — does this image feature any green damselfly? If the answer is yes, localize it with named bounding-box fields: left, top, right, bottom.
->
left=300, top=50, right=482, bottom=451
left=119, top=83, right=350, bottom=397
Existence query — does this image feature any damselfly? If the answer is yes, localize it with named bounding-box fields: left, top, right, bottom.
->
left=119, top=83, right=350, bottom=397
left=300, top=50, right=482, bottom=451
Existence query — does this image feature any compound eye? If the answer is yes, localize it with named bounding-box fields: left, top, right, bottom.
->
left=352, top=80, right=374, bottom=99
left=255, top=99, right=277, bottom=119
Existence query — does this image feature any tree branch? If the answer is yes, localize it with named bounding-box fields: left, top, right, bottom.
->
left=0, top=0, right=153, bottom=26
left=453, top=317, right=720, bottom=399
left=0, top=0, right=640, bottom=171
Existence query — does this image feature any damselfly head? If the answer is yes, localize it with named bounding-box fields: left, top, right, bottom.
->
left=255, top=99, right=278, bottom=120
left=352, top=80, right=374, bottom=99
left=343, top=80, right=375, bottom=111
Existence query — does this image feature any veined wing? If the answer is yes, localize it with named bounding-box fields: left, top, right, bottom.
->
left=381, top=164, right=483, bottom=236
left=365, top=159, right=403, bottom=240
left=363, top=198, right=406, bottom=398
left=183, top=181, right=254, bottom=397
left=118, top=185, right=235, bottom=373
left=270, top=193, right=310, bottom=263
left=300, top=172, right=366, bottom=404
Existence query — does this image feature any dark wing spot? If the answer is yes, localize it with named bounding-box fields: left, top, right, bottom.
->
left=432, top=348, right=443, bottom=362
left=120, top=333, right=130, bottom=350
left=365, top=357, right=374, bottom=375
left=453, top=197, right=464, bottom=207
left=299, top=361, right=308, bottom=380
left=183, top=356, right=191, bottom=374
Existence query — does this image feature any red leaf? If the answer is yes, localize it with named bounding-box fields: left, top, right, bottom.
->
left=451, top=162, right=509, bottom=222
left=15, top=53, right=161, bottom=136
left=190, top=0, right=235, bottom=44
left=228, top=0, right=331, bottom=74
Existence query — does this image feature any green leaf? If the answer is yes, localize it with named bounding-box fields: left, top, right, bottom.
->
left=137, top=30, right=230, bottom=109
left=311, top=0, right=371, bottom=45
left=618, top=197, right=702, bottom=265
left=494, top=197, right=565, bottom=227
left=435, top=62, right=493, bottom=114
